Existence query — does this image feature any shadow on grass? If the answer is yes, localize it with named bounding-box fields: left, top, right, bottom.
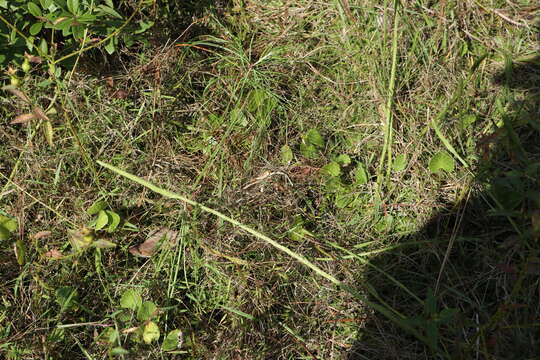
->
left=348, top=27, right=540, bottom=359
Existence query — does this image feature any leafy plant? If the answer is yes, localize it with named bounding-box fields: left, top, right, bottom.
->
left=100, top=288, right=182, bottom=354
left=0, top=0, right=153, bottom=75
left=300, top=128, right=325, bottom=158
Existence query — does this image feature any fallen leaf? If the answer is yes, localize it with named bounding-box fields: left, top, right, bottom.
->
left=129, top=228, right=178, bottom=258
left=33, top=231, right=52, bottom=239
left=11, top=113, right=36, bottom=124
left=43, top=249, right=63, bottom=259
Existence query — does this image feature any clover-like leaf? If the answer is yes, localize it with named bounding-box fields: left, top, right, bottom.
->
left=429, top=151, right=455, bottom=174
left=142, top=321, right=160, bottom=344
left=120, top=289, right=142, bottom=311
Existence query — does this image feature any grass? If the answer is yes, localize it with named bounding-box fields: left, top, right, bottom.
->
left=1, top=0, right=540, bottom=359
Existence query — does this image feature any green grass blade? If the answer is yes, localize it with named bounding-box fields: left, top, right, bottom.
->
left=97, top=161, right=432, bottom=348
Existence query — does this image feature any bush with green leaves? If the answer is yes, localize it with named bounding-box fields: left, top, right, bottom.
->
left=0, top=0, right=153, bottom=78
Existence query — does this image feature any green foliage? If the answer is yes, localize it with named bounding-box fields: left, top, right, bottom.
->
left=0, top=0, right=153, bottom=71
left=429, top=151, right=455, bottom=174
left=300, top=128, right=325, bottom=158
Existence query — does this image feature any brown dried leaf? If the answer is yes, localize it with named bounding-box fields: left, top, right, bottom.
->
left=24, top=52, right=42, bottom=64
left=33, top=231, right=52, bottom=239
left=33, top=107, right=50, bottom=121
left=105, top=76, right=114, bottom=87
left=112, top=89, right=128, bottom=99
left=129, top=228, right=178, bottom=258
left=2, top=85, right=31, bottom=103
left=11, top=113, right=36, bottom=124
left=43, top=249, right=63, bottom=259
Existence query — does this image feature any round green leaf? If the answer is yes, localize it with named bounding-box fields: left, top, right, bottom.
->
left=392, top=154, right=407, bottom=172
left=0, top=226, right=11, bottom=241
left=335, top=154, right=351, bottom=166
left=137, top=301, right=157, bottom=321
left=161, top=329, right=182, bottom=351
left=280, top=145, right=293, bottom=164
left=429, top=151, right=455, bottom=174
left=354, top=164, right=368, bottom=184
left=305, top=128, right=324, bottom=148
left=322, top=161, right=341, bottom=177
left=120, top=289, right=142, bottom=310
left=0, top=215, right=17, bottom=233
left=94, top=210, right=109, bottom=231
left=143, top=321, right=160, bottom=344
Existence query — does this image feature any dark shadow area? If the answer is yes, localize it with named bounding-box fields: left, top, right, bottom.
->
left=348, top=26, right=540, bottom=359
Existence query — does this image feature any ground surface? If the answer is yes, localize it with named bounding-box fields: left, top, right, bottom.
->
left=1, top=0, right=540, bottom=359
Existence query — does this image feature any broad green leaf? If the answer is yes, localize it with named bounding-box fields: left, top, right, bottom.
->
left=29, top=22, right=43, bottom=36
left=0, top=214, right=17, bottom=240
left=0, top=215, right=17, bottom=232
left=143, top=321, right=160, bottom=344
left=106, top=210, right=121, bottom=232
left=429, top=151, right=455, bottom=174
left=280, top=145, right=293, bottom=164
left=304, top=129, right=324, bottom=148
left=335, top=154, right=351, bottom=166
left=39, top=38, right=48, bottom=55
left=161, top=329, right=182, bottom=351
left=322, top=161, right=341, bottom=177
left=100, top=328, right=118, bottom=343
left=137, top=301, right=157, bottom=321
left=27, top=3, right=42, bottom=17
left=67, top=0, right=79, bottom=14
left=0, top=226, right=11, bottom=241
left=87, top=200, right=107, bottom=215
left=120, top=289, right=142, bottom=310
left=15, top=239, right=26, bottom=265
left=300, top=143, right=318, bottom=159
left=460, top=114, right=477, bottom=130
left=40, top=0, right=53, bottom=9
left=354, top=164, right=368, bottom=184
left=95, top=210, right=109, bottom=231
left=99, top=5, right=122, bottom=19
left=104, top=39, right=115, bottom=55
left=393, top=154, right=407, bottom=172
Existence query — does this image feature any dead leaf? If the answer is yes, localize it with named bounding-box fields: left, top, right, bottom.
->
left=129, top=228, right=178, bottom=257
left=33, top=107, right=50, bottom=121
left=11, top=113, right=36, bottom=124
left=33, top=231, right=52, bottom=239
left=105, top=76, right=114, bottom=87
left=2, top=85, right=30, bottom=103
left=43, top=249, right=63, bottom=259
left=24, top=52, right=42, bottom=64
left=112, top=89, right=128, bottom=99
